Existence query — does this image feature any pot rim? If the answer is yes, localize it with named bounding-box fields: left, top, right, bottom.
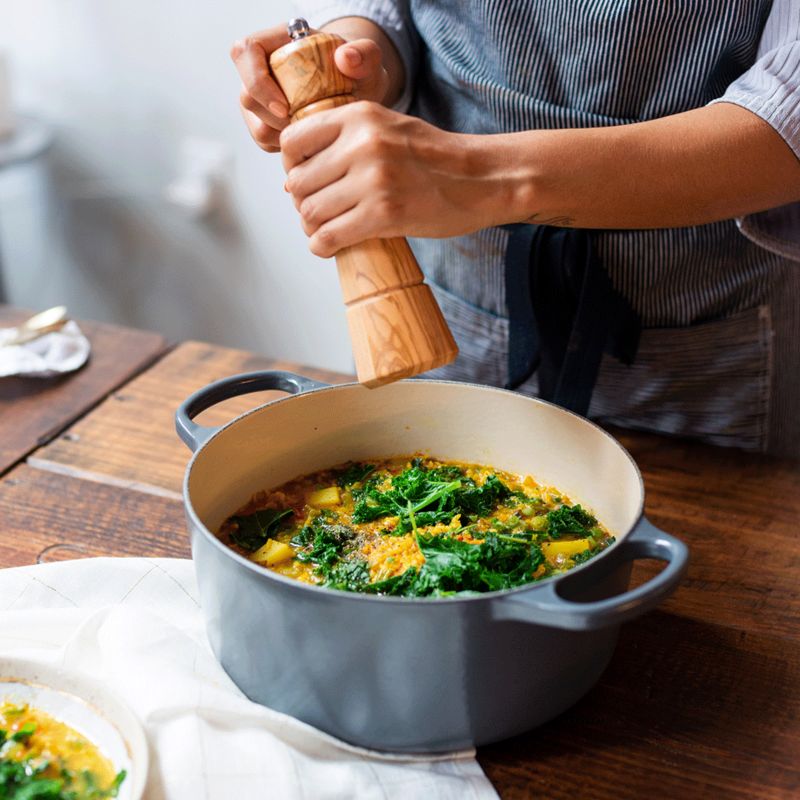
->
left=183, top=377, right=646, bottom=606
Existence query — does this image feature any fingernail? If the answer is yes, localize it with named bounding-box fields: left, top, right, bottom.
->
left=230, top=40, right=244, bottom=59
left=284, top=181, right=289, bottom=193
left=344, top=48, right=362, bottom=67
left=269, top=101, right=288, bottom=118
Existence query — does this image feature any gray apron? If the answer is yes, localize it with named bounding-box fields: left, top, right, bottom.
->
left=403, top=0, right=797, bottom=456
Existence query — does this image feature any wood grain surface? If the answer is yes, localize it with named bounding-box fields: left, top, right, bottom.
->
left=478, top=611, right=800, bottom=800
left=336, top=238, right=428, bottom=304
left=30, top=341, right=351, bottom=498
left=0, top=463, right=187, bottom=567
left=0, top=307, right=167, bottom=476
left=270, top=31, right=355, bottom=118
left=345, top=281, right=460, bottom=387
left=477, top=430, right=800, bottom=797
left=618, top=428, right=800, bottom=639
left=2, top=311, right=799, bottom=799
left=292, top=94, right=353, bottom=121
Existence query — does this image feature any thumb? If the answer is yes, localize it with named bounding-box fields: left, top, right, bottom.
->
left=334, top=38, right=383, bottom=81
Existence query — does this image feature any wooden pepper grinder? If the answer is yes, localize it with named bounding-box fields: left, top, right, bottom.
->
left=270, top=18, right=458, bottom=388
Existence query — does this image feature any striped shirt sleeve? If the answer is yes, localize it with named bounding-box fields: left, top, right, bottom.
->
left=298, top=1, right=419, bottom=112
left=710, top=0, right=800, bottom=261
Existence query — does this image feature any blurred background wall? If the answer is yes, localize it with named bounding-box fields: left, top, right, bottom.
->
left=0, top=0, right=354, bottom=372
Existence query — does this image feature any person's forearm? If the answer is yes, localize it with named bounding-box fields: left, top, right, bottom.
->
left=280, top=95, right=800, bottom=255
left=474, top=102, right=800, bottom=229
left=321, top=17, right=405, bottom=107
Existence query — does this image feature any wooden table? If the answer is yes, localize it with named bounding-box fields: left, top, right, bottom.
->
left=1, top=305, right=798, bottom=799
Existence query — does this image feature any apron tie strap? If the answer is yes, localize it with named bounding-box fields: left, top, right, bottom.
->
left=503, top=223, right=641, bottom=417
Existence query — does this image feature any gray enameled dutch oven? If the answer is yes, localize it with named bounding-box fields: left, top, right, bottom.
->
left=176, top=371, right=689, bottom=753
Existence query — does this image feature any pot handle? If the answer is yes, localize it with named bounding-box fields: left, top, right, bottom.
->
left=175, top=370, right=330, bottom=452
left=492, top=517, right=689, bottom=631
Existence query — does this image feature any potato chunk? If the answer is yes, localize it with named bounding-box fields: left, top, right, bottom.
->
left=307, top=486, right=341, bottom=507
left=541, top=538, right=592, bottom=561
left=251, top=538, right=294, bottom=566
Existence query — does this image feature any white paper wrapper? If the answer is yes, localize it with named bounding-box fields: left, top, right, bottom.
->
left=0, top=320, right=91, bottom=377
left=0, top=557, right=498, bottom=800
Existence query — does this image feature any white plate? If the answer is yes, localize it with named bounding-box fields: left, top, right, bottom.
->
left=0, top=657, right=148, bottom=800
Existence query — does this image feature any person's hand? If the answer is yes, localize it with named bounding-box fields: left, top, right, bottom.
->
left=281, top=101, right=515, bottom=257
left=231, top=24, right=391, bottom=153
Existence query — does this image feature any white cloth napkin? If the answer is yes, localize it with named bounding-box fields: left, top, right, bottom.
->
left=0, top=558, right=498, bottom=800
left=0, top=320, right=91, bottom=377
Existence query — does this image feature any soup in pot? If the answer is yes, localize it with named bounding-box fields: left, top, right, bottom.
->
left=219, top=455, right=615, bottom=597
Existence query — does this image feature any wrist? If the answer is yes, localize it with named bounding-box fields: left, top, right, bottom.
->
left=458, top=132, right=559, bottom=228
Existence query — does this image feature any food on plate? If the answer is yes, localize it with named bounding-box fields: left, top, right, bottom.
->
left=219, top=455, right=615, bottom=597
left=0, top=701, right=126, bottom=799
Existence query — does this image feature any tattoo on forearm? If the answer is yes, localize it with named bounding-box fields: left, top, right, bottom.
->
left=523, top=213, right=575, bottom=227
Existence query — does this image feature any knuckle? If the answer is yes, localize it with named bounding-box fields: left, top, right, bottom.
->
left=255, top=139, right=278, bottom=154
left=315, top=226, right=337, bottom=252
left=311, top=243, right=332, bottom=258
left=349, top=102, right=383, bottom=134
left=242, top=75, right=260, bottom=95
left=299, top=197, right=317, bottom=223
left=239, top=89, right=256, bottom=110
left=284, top=170, right=301, bottom=195
left=357, top=136, right=378, bottom=159
left=278, top=127, right=294, bottom=152
left=360, top=133, right=388, bottom=159
left=367, top=162, right=393, bottom=191
left=353, top=99, right=380, bottom=120
left=253, top=122, right=274, bottom=147
left=376, top=196, right=399, bottom=221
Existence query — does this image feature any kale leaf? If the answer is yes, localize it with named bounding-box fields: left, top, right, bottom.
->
left=546, top=504, right=597, bottom=539
left=351, top=462, right=512, bottom=533
left=10, top=722, right=35, bottom=743
left=109, top=770, right=127, bottom=796
left=362, top=567, right=421, bottom=596
left=455, top=474, right=511, bottom=516
left=229, top=508, right=293, bottom=552
left=0, top=761, right=64, bottom=798
left=572, top=536, right=615, bottom=565
left=571, top=548, right=596, bottom=565
left=335, top=462, right=376, bottom=488
left=414, top=532, right=544, bottom=594
left=323, top=557, right=370, bottom=591
left=0, top=759, right=62, bottom=798
left=0, top=750, right=126, bottom=799
left=293, top=521, right=357, bottom=578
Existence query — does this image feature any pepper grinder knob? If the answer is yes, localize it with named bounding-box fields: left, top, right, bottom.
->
left=287, top=18, right=311, bottom=40
left=270, top=21, right=458, bottom=388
